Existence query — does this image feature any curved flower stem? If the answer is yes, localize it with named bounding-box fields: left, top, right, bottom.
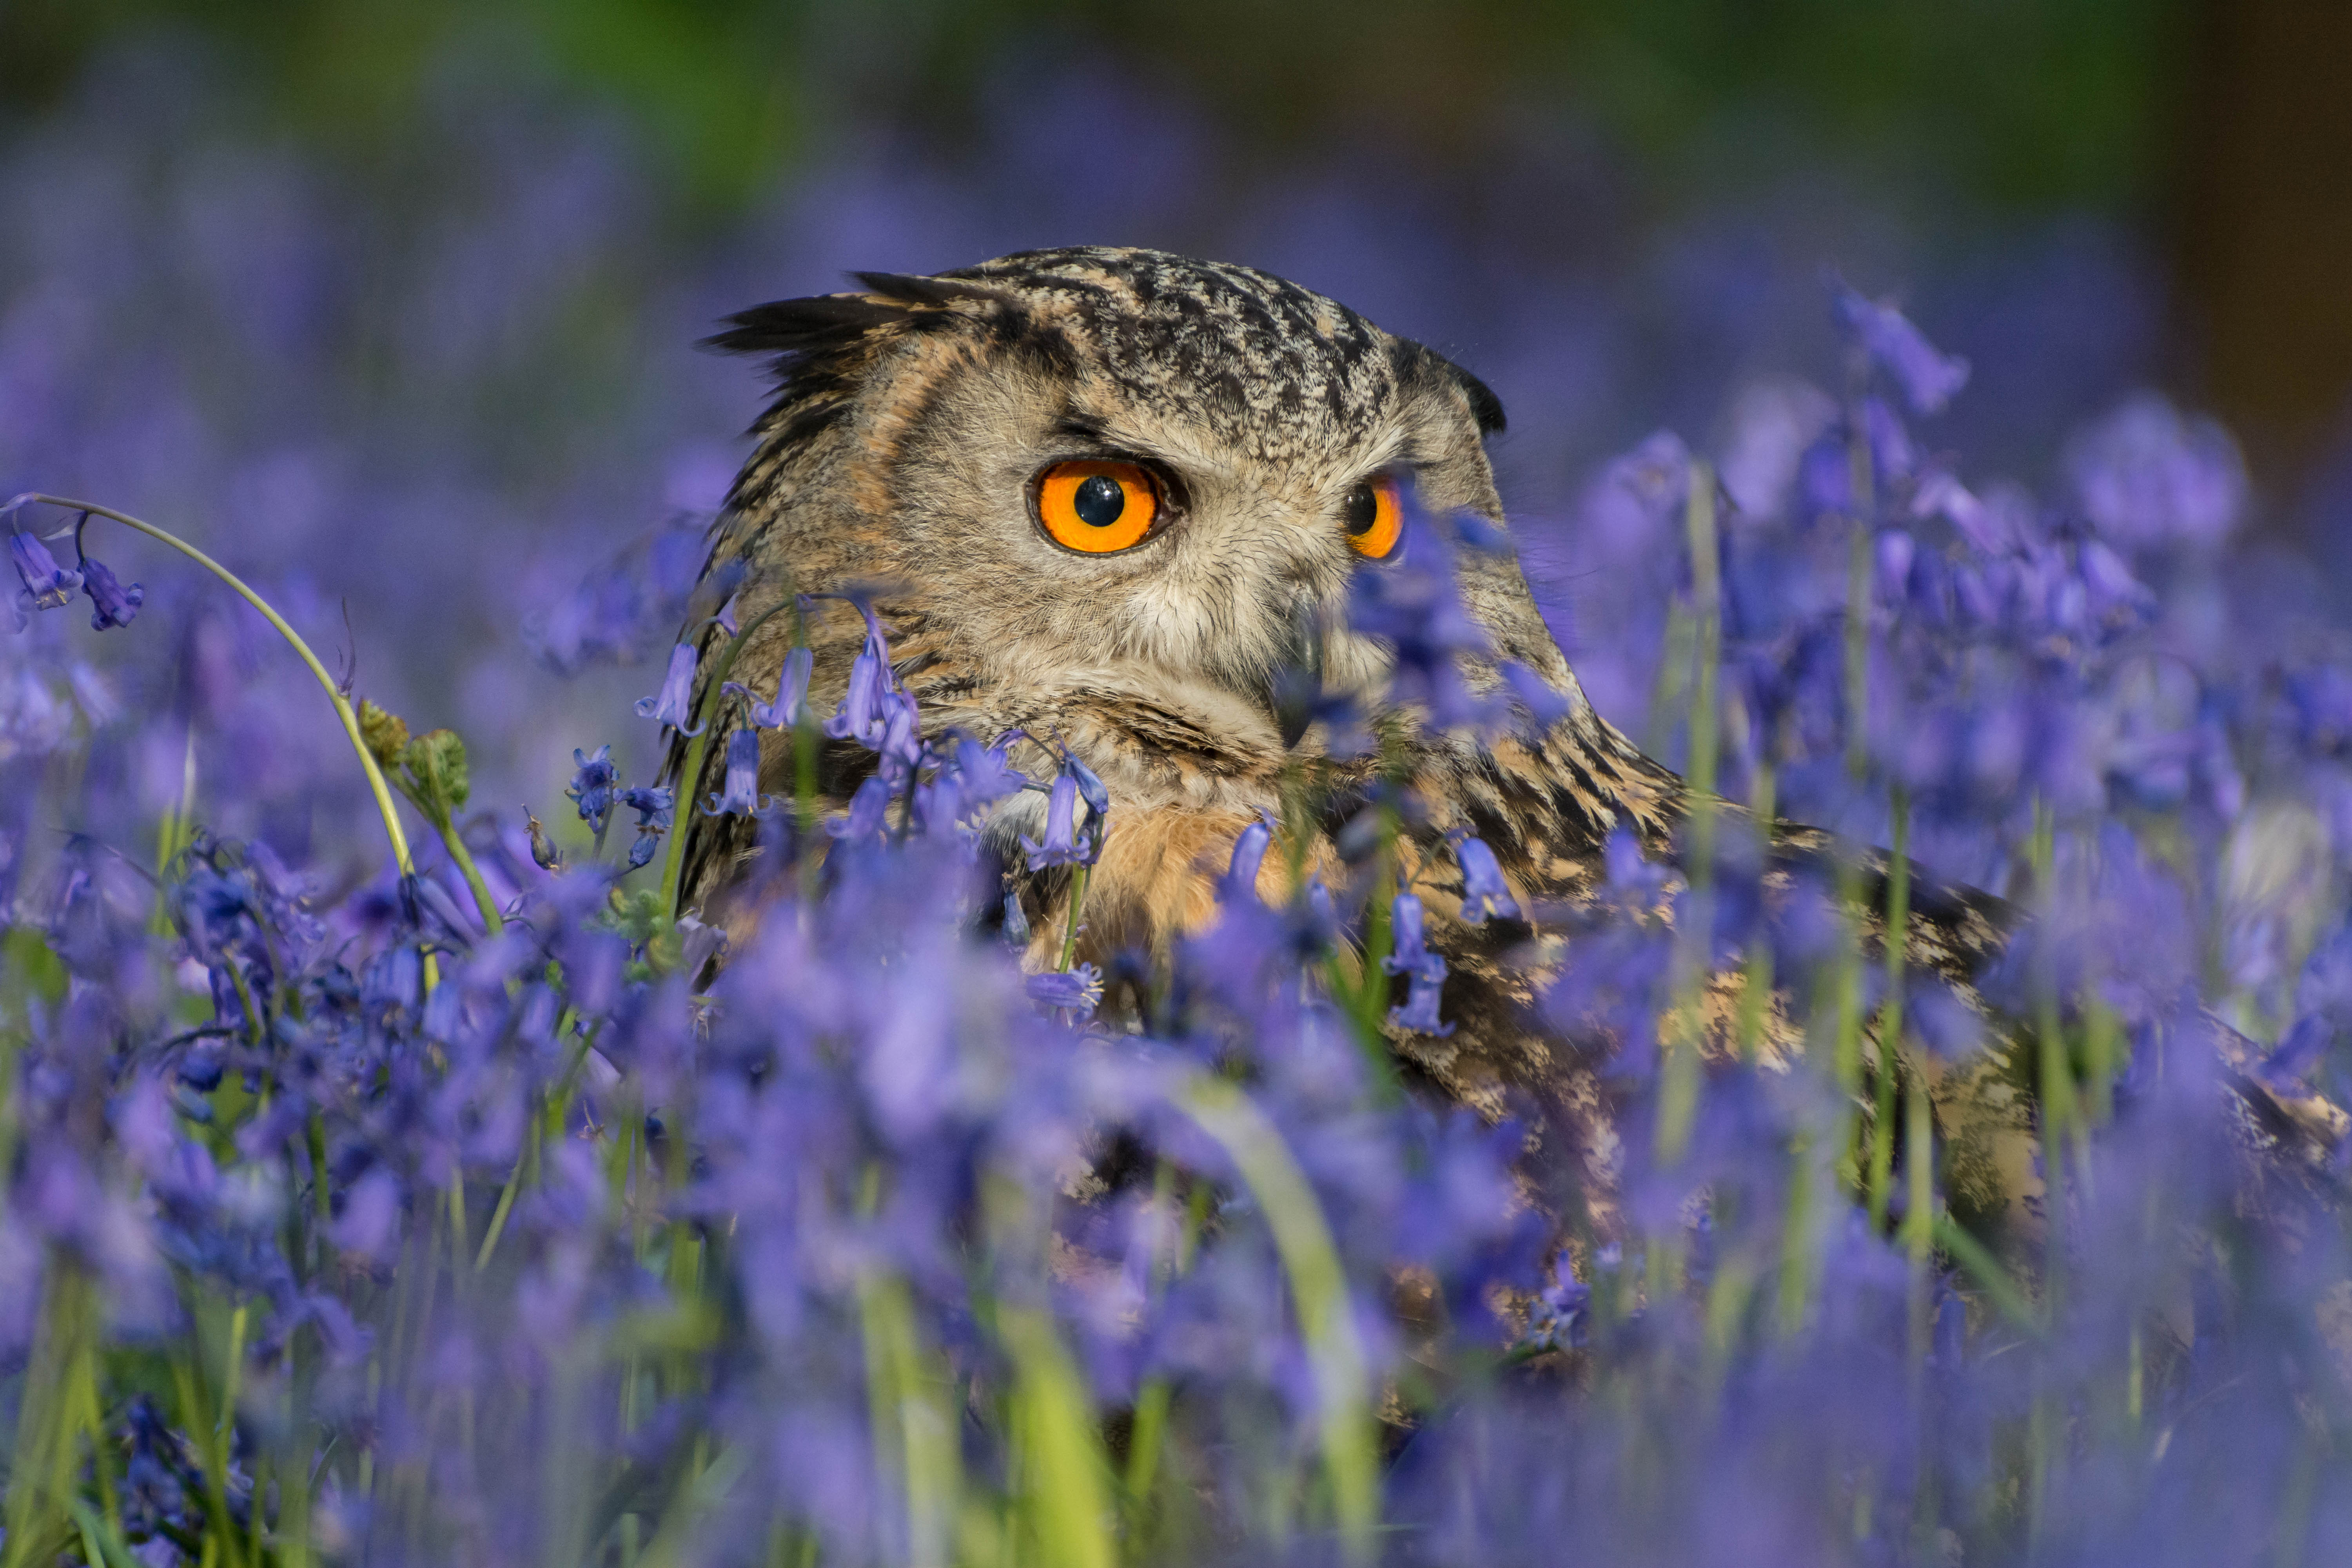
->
left=27, top=495, right=417, bottom=879
left=659, top=600, right=794, bottom=921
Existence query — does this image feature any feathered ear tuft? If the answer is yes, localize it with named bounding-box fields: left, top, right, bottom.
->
left=1452, top=365, right=1508, bottom=436
left=701, top=293, right=912, bottom=360
left=1390, top=336, right=1508, bottom=438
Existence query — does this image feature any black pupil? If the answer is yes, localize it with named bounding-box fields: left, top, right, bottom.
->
left=1073, top=474, right=1127, bottom=528
left=1343, top=483, right=1379, bottom=535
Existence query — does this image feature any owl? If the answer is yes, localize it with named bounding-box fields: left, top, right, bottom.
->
left=670, top=246, right=2332, bottom=1245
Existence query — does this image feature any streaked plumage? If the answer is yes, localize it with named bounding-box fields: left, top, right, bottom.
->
left=671, top=247, right=2336, bottom=1248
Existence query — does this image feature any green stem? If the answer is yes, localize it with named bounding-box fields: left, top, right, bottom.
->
left=29, top=496, right=416, bottom=878
left=474, top=1149, right=527, bottom=1273
left=1057, top=864, right=1091, bottom=972
left=1866, top=793, right=1911, bottom=1230
left=1659, top=459, right=1720, bottom=1165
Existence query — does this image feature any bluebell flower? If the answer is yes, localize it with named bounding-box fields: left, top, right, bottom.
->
left=1021, top=771, right=1088, bottom=871
left=1390, top=961, right=1453, bottom=1037
left=635, top=642, right=707, bottom=734
left=1348, top=502, right=1495, bottom=731
left=566, top=744, right=618, bottom=831
left=876, top=690, right=926, bottom=785
left=620, top=785, right=673, bottom=868
left=1830, top=275, right=1971, bottom=414
left=2066, top=393, right=2246, bottom=549
left=724, top=645, right=812, bottom=729
left=620, top=784, right=674, bottom=829
left=1065, top=750, right=1111, bottom=820
left=915, top=771, right=965, bottom=836
left=1384, top=891, right=1454, bottom=1035
left=823, top=603, right=897, bottom=748
left=79, top=554, right=143, bottom=630
left=951, top=735, right=1026, bottom=806
left=1221, top=819, right=1272, bottom=906
left=11, top=528, right=81, bottom=614
left=702, top=728, right=773, bottom=817
left=828, top=774, right=893, bottom=841
left=1385, top=891, right=1435, bottom=978
left=1456, top=837, right=1521, bottom=923
left=1026, top=964, right=1103, bottom=1018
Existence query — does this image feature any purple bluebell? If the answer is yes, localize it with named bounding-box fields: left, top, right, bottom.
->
left=11, top=528, right=81, bottom=614
left=2066, top=394, right=2246, bottom=549
left=566, top=745, right=618, bottom=831
left=1830, top=276, right=1971, bottom=414
left=827, top=774, right=893, bottom=842
left=823, top=602, right=899, bottom=748
left=620, top=784, right=674, bottom=829
left=1384, top=891, right=1454, bottom=1036
left=915, top=771, right=965, bottom=836
left=951, top=736, right=1026, bottom=805
left=634, top=642, right=707, bottom=734
left=1348, top=503, right=1495, bottom=731
left=79, top=554, right=144, bottom=630
left=724, top=645, right=813, bottom=729
left=621, top=785, right=673, bottom=868
left=875, top=691, right=926, bottom=785
left=1455, top=837, right=1521, bottom=923
left=1390, top=961, right=1453, bottom=1037
left=1222, top=819, right=1272, bottom=906
left=1020, top=771, right=1088, bottom=870
left=701, top=728, right=772, bottom=817
left=1026, top=964, right=1103, bottom=1018
left=1065, top=750, right=1111, bottom=819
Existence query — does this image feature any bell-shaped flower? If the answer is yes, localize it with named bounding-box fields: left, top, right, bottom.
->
left=1221, top=820, right=1272, bottom=907
left=619, top=785, right=674, bottom=869
left=1390, top=958, right=1453, bottom=1037
left=1021, top=771, right=1089, bottom=871
left=1025, top=964, right=1103, bottom=1018
left=1456, top=837, right=1521, bottom=924
left=827, top=774, right=893, bottom=842
left=1830, top=276, right=1971, bottom=415
left=876, top=691, right=926, bottom=786
left=724, top=645, right=812, bottom=730
left=824, top=603, right=899, bottom=749
left=566, top=745, right=618, bottom=831
left=1385, top=892, right=1439, bottom=979
left=634, top=643, right=706, bottom=735
left=951, top=736, right=1025, bottom=807
left=11, top=529, right=82, bottom=613
left=702, top=729, right=773, bottom=817
left=1066, top=751, right=1111, bottom=819
left=80, top=555, right=143, bottom=630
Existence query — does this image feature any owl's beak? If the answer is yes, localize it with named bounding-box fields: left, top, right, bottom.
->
left=1268, top=590, right=1327, bottom=750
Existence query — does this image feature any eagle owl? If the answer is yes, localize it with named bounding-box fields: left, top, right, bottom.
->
left=669, top=246, right=2327, bottom=1239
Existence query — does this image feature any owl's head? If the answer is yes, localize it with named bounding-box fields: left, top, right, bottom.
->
left=705, top=247, right=1587, bottom=786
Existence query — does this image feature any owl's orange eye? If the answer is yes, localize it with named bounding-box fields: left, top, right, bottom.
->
left=1034, top=460, right=1160, bottom=554
left=1342, top=475, right=1403, bottom=559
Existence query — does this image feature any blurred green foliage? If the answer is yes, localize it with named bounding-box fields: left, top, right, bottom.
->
left=3, top=0, right=2187, bottom=216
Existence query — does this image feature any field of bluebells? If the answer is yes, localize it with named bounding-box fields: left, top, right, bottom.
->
left=11, top=38, right=2352, bottom=1568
